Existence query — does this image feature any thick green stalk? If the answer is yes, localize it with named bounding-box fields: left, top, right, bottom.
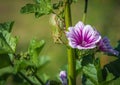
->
left=65, top=0, right=76, bottom=85
left=82, top=0, right=88, bottom=23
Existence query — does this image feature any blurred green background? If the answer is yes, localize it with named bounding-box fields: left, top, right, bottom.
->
left=0, top=0, right=120, bottom=85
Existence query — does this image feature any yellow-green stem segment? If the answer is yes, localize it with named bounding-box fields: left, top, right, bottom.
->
left=65, top=0, right=76, bottom=85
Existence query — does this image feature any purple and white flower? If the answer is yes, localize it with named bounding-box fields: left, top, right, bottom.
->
left=97, top=37, right=119, bottom=56
left=66, top=21, right=101, bottom=49
left=59, top=71, right=67, bottom=85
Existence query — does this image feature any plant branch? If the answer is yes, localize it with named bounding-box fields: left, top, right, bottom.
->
left=65, top=0, right=76, bottom=85
left=18, top=71, right=35, bottom=85
left=35, top=74, right=45, bottom=85
left=9, top=54, right=35, bottom=85
left=82, top=0, right=88, bottom=23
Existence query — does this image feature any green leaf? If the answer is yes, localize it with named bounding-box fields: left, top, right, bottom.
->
left=82, top=75, right=95, bottom=85
left=0, top=21, right=14, bottom=32
left=0, top=81, right=5, bottom=85
left=20, top=4, right=39, bottom=13
left=0, top=54, right=11, bottom=69
left=83, top=64, right=98, bottom=85
left=28, top=39, right=45, bottom=66
left=38, top=73, right=49, bottom=83
left=13, top=59, right=32, bottom=73
left=37, top=56, right=50, bottom=68
left=77, top=49, right=95, bottom=59
left=81, top=55, right=98, bottom=85
left=81, top=54, right=94, bottom=66
left=34, top=0, right=41, bottom=4
left=76, top=60, right=82, bottom=76
left=94, top=58, right=103, bottom=83
left=52, top=1, right=63, bottom=10
left=114, top=40, right=120, bottom=57
left=101, top=74, right=120, bottom=85
left=107, top=78, right=120, bottom=85
left=102, top=41, right=120, bottom=84
left=105, top=68, right=115, bottom=82
left=102, top=58, right=120, bottom=81
left=0, top=66, right=13, bottom=76
left=0, top=31, right=18, bottom=54
left=20, top=0, right=52, bottom=18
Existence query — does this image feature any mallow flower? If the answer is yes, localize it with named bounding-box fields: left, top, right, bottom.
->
left=59, top=71, right=67, bottom=85
left=97, top=37, right=119, bottom=56
left=66, top=21, right=101, bottom=49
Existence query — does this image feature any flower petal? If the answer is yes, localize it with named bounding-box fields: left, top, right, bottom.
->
left=66, top=21, right=101, bottom=50
left=75, top=21, right=84, bottom=30
left=97, top=37, right=119, bottom=56
left=59, top=71, right=67, bottom=85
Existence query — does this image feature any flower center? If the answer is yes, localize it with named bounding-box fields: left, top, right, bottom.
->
left=81, top=41, right=87, bottom=46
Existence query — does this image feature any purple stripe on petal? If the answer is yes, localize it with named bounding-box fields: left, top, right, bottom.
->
left=75, top=21, right=84, bottom=30
left=66, top=21, right=101, bottom=50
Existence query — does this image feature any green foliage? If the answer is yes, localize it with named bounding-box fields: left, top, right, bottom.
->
left=38, top=73, right=50, bottom=83
left=0, top=21, right=50, bottom=85
left=83, top=64, right=98, bottom=85
left=0, top=31, right=18, bottom=54
left=76, top=60, right=82, bottom=76
left=75, top=39, right=120, bottom=85
left=0, top=22, right=17, bottom=54
left=53, top=1, right=63, bottom=9
left=94, top=58, right=103, bottom=83
left=20, top=0, right=52, bottom=18
left=11, top=39, right=49, bottom=76
left=1, top=0, right=120, bottom=85
left=77, top=50, right=120, bottom=85
left=0, top=66, right=13, bottom=76
left=0, top=22, right=18, bottom=54
left=0, top=54, right=11, bottom=69
left=0, top=22, right=18, bottom=83
left=37, top=56, right=50, bottom=69
left=115, top=40, right=120, bottom=57
left=102, top=58, right=120, bottom=81
left=82, top=74, right=95, bottom=85
left=105, top=68, right=115, bottom=82
left=0, top=22, right=24, bottom=84
left=46, top=80, right=61, bottom=85
left=78, top=53, right=120, bottom=85
left=80, top=55, right=98, bottom=85
left=77, top=49, right=95, bottom=59
left=0, top=66, right=14, bottom=84
left=13, top=59, right=30, bottom=74
left=99, top=41, right=120, bottom=84
left=0, top=21, right=14, bottom=32
left=28, top=39, right=45, bottom=66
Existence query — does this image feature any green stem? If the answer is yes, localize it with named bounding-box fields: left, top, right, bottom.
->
left=9, top=54, right=35, bottom=85
left=82, top=0, right=88, bottom=23
left=65, top=0, right=76, bottom=85
left=95, top=58, right=103, bottom=84
left=35, top=74, right=45, bottom=85
left=18, top=71, right=35, bottom=85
